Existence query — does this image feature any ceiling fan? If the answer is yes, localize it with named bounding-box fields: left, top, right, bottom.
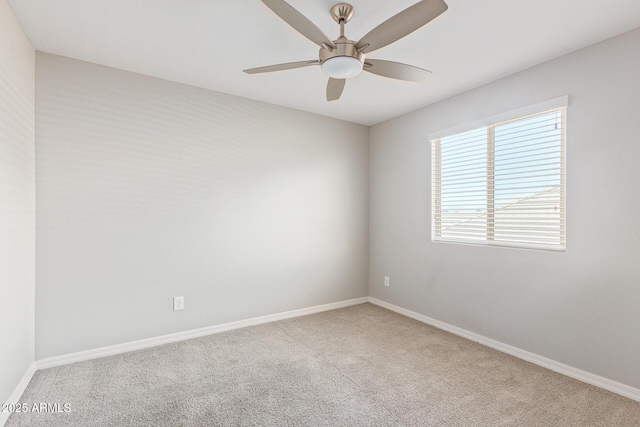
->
left=244, top=0, right=448, bottom=101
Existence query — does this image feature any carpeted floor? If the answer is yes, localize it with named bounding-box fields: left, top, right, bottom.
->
left=7, top=303, right=640, bottom=426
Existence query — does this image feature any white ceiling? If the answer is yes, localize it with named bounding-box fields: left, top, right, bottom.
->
left=8, top=0, right=640, bottom=125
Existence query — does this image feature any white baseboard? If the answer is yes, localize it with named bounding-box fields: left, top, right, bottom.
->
left=1, top=361, right=37, bottom=427
left=36, top=297, right=369, bottom=370
left=368, top=297, right=640, bottom=402
left=27, top=296, right=640, bottom=404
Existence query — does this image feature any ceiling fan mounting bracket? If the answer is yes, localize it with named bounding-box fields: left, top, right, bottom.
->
left=330, top=3, right=355, bottom=24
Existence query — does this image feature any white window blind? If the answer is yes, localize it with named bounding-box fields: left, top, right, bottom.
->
left=431, top=101, right=566, bottom=251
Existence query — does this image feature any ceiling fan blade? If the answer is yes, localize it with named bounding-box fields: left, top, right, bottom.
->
left=363, top=59, right=432, bottom=83
left=261, top=0, right=335, bottom=49
left=326, top=78, right=346, bottom=101
left=244, top=60, right=319, bottom=74
left=355, top=0, right=448, bottom=54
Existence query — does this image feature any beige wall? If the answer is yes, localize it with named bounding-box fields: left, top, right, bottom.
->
left=35, top=53, right=369, bottom=359
left=0, top=0, right=35, bottom=405
left=369, top=28, right=640, bottom=389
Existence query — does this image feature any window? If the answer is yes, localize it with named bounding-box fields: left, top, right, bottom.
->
left=430, top=97, right=567, bottom=251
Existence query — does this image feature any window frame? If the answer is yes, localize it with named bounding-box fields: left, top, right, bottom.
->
left=429, top=98, right=567, bottom=252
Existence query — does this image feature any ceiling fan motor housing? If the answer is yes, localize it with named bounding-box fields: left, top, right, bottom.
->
left=319, top=37, right=365, bottom=79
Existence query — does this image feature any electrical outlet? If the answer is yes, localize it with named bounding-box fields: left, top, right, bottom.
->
left=384, top=276, right=390, bottom=287
left=173, top=296, right=184, bottom=311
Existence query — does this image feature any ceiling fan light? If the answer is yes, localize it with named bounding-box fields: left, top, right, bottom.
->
left=321, top=56, right=363, bottom=79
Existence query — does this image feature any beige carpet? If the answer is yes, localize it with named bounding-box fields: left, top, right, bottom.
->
left=7, top=303, right=640, bottom=426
